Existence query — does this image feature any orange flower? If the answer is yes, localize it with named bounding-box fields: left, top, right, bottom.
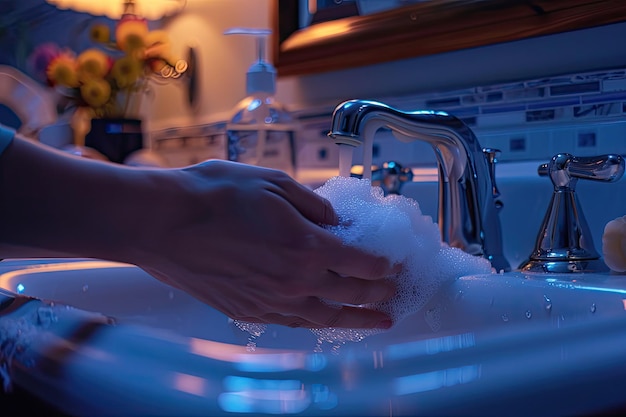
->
left=80, top=78, right=111, bottom=108
left=76, top=48, right=111, bottom=81
left=115, top=16, right=148, bottom=53
left=46, top=53, right=79, bottom=88
left=111, top=55, right=143, bottom=88
left=90, top=24, right=110, bottom=44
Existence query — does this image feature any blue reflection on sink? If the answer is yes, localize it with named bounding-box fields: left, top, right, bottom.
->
left=1, top=256, right=626, bottom=416
left=1, top=159, right=626, bottom=416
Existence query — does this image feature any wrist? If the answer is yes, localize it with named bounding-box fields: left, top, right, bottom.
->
left=0, top=136, right=146, bottom=260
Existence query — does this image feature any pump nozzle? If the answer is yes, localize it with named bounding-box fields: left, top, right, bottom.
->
left=224, top=28, right=275, bottom=95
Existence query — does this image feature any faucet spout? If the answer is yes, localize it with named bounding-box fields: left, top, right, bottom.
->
left=329, top=99, right=510, bottom=272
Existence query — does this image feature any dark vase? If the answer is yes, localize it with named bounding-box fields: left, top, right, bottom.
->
left=84, top=118, right=144, bottom=164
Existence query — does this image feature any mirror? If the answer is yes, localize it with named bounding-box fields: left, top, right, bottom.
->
left=273, top=0, right=626, bottom=77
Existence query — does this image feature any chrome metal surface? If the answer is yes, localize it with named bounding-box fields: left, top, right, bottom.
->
left=329, top=99, right=510, bottom=272
left=352, top=160, right=414, bottom=195
left=521, top=153, right=625, bottom=273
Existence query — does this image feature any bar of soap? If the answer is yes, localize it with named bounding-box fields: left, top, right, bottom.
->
left=602, top=215, right=626, bottom=272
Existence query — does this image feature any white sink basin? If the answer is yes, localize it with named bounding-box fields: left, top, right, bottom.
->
left=1, top=160, right=625, bottom=416
left=2, top=259, right=626, bottom=416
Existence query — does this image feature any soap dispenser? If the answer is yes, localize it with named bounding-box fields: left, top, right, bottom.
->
left=224, top=28, right=298, bottom=177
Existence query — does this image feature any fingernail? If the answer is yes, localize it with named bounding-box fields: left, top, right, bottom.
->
left=376, top=319, right=393, bottom=329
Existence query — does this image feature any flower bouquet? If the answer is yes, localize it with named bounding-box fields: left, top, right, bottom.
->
left=28, top=14, right=186, bottom=139
left=28, top=14, right=186, bottom=162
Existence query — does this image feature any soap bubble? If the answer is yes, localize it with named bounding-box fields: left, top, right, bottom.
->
left=311, top=176, right=493, bottom=345
left=231, top=176, right=494, bottom=349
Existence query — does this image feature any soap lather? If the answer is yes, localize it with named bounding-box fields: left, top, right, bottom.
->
left=225, top=28, right=298, bottom=177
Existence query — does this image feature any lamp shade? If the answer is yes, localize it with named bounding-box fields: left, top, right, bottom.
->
left=46, top=0, right=185, bottom=20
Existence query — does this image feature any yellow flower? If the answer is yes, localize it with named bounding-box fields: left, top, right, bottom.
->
left=90, top=24, right=110, bottom=44
left=115, top=17, right=148, bottom=53
left=76, top=48, right=110, bottom=81
left=46, top=54, right=79, bottom=88
left=111, top=55, right=143, bottom=88
left=80, top=78, right=111, bottom=108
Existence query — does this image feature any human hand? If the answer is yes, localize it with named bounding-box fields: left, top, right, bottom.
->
left=0, top=134, right=396, bottom=328
left=133, top=160, right=397, bottom=329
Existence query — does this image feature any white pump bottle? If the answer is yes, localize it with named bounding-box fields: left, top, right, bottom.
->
left=224, top=28, right=297, bottom=176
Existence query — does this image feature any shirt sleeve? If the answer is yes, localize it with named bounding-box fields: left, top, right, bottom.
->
left=0, top=124, right=15, bottom=157
left=0, top=124, right=13, bottom=262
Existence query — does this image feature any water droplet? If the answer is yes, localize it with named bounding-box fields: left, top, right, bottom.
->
left=501, top=314, right=509, bottom=322
left=525, top=310, right=532, bottom=319
left=82, top=284, right=89, bottom=292
left=489, top=296, right=495, bottom=307
left=543, top=295, right=552, bottom=312
left=37, top=307, right=57, bottom=326
left=454, top=290, right=464, bottom=301
left=590, top=303, right=597, bottom=313
left=168, top=291, right=174, bottom=300
left=424, top=306, right=441, bottom=332
left=246, top=340, right=257, bottom=352
left=314, top=339, right=323, bottom=353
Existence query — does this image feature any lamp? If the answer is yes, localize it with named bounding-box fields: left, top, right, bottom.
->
left=45, top=0, right=185, bottom=20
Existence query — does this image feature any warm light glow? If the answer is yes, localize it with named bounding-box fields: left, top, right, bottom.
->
left=283, top=18, right=353, bottom=48
left=0, top=260, right=131, bottom=292
left=173, top=372, right=207, bottom=396
left=188, top=338, right=325, bottom=372
left=46, top=0, right=185, bottom=20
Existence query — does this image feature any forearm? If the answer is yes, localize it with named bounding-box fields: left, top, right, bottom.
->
left=0, top=132, right=158, bottom=261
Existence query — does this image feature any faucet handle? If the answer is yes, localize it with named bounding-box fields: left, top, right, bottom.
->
left=521, top=153, right=625, bottom=273
left=371, top=161, right=414, bottom=195
left=537, top=153, right=625, bottom=189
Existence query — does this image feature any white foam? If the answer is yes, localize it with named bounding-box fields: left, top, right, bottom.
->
left=311, top=176, right=493, bottom=345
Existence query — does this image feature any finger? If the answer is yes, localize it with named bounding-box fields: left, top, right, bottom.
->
left=312, top=270, right=396, bottom=305
left=235, top=313, right=325, bottom=329
left=325, top=244, right=398, bottom=280
left=254, top=313, right=323, bottom=329
left=283, top=298, right=393, bottom=329
left=237, top=297, right=393, bottom=330
left=266, top=177, right=338, bottom=226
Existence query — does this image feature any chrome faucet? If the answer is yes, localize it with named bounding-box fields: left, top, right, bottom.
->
left=328, top=99, right=510, bottom=272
